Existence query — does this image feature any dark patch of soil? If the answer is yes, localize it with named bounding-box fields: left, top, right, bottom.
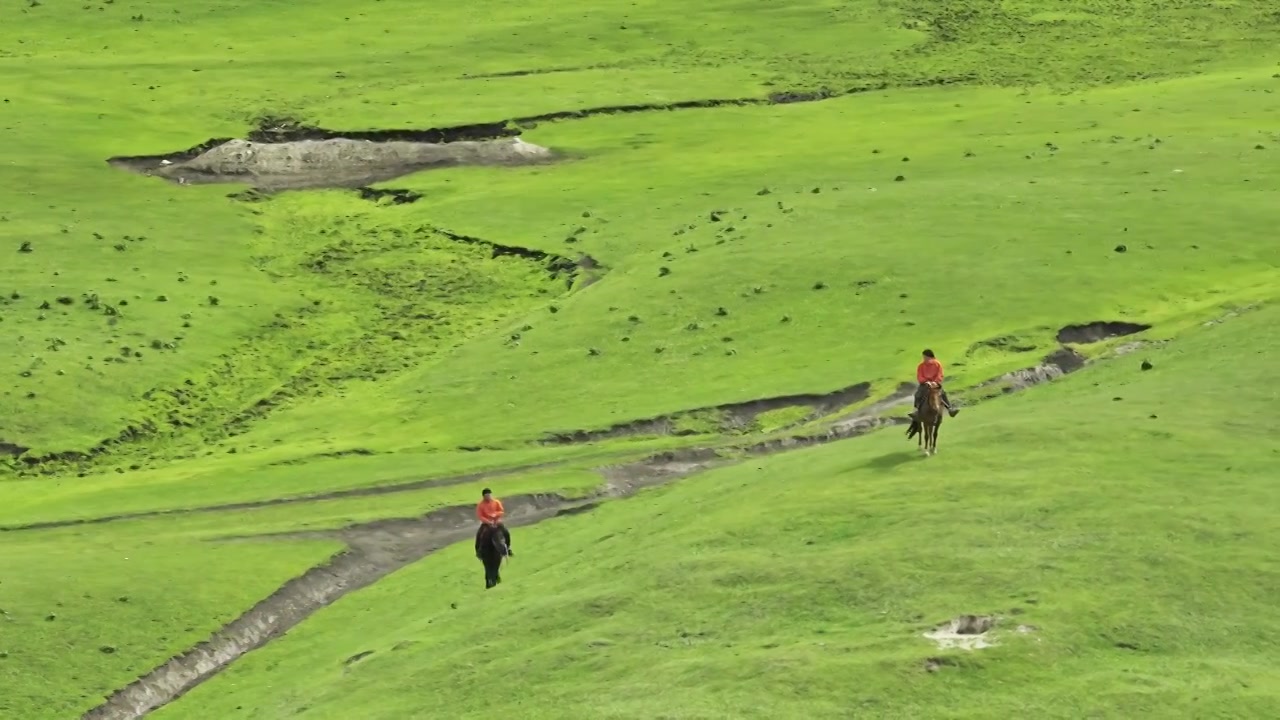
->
left=1043, top=347, right=1087, bottom=373
left=422, top=224, right=597, bottom=288
left=972, top=347, right=1088, bottom=395
left=461, top=66, right=598, bottom=80
left=0, top=441, right=29, bottom=458
left=924, top=657, right=956, bottom=673
left=245, top=115, right=517, bottom=145
left=342, top=650, right=374, bottom=666
left=768, top=89, right=835, bottom=104
left=966, top=334, right=1038, bottom=355
left=543, top=381, right=871, bottom=445
left=356, top=187, right=421, bottom=205
left=1055, top=321, right=1151, bottom=344
left=950, top=615, right=995, bottom=635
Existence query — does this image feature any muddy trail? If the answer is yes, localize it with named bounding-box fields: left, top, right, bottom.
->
left=76, top=344, right=1106, bottom=719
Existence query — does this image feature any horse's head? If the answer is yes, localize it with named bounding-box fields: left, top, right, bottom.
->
left=925, top=383, right=943, bottom=409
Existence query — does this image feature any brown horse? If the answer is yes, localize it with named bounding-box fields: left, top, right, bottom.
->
left=918, top=382, right=944, bottom=457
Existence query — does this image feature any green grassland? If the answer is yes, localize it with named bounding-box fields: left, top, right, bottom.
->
left=0, top=462, right=605, bottom=717
left=153, top=303, right=1280, bottom=720
left=1, top=0, right=1279, bottom=718
left=0, top=524, right=340, bottom=719
left=2, top=0, right=1278, bottom=469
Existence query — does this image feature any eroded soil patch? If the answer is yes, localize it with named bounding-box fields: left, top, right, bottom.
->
left=924, top=615, right=997, bottom=650
left=109, top=136, right=553, bottom=191
left=970, top=347, right=1088, bottom=397
left=543, top=381, right=871, bottom=444
left=1056, top=321, right=1151, bottom=344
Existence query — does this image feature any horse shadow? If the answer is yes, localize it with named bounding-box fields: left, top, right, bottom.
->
left=855, top=450, right=919, bottom=472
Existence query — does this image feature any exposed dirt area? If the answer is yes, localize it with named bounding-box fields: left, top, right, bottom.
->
left=1056, top=320, right=1151, bottom=344
left=109, top=136, right=553, bottom=191
left=971, top=347, right=1088, bottom=396
left=0, top=441, right=29, bottom=458
left=543, top=381, right=871, bottom=444
left=356, top=187, right=422, bottom=205
left=923, top=614, right=997, bottom=650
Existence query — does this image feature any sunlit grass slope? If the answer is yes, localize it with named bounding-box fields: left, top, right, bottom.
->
left=1, top=0, right=1277, bottom=468
left=155, top=303, right=1280, bottom=719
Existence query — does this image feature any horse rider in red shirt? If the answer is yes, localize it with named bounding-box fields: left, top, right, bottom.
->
left=909, top=349, right=960, bottom=421
left=475, top=487, right=514, bottom=558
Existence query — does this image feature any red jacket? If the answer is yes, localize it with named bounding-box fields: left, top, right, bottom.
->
left=917, top=358, right=944, bottom=385
left=477, top=497, right=505, bottom=524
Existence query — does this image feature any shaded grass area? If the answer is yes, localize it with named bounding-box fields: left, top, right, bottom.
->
left=153, top=303, right=1280, bottom=720
left=0, top=527, right=339, bottom=719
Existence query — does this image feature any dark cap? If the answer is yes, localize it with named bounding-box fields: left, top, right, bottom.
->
left=922, top=349, right=935, bottom=358
left=482, top=487, right=492, bottom=496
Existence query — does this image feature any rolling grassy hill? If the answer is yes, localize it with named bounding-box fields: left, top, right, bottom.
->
left=151, top=303, right=1280, bottom=720
left=0, top=0, right=1277, bottom=718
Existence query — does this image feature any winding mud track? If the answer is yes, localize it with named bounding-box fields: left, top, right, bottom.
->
left=77, top=346, right=1099, bottom=719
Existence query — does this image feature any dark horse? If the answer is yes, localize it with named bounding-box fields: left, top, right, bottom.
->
left=477, top=523, right=510, bottom=589
left=906, top=383, right=944, bottom=457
